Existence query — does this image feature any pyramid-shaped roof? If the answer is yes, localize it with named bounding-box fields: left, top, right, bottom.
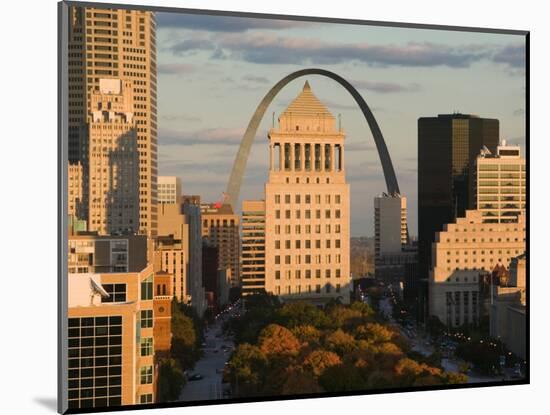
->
left=280, top=81, right=335, bottom=119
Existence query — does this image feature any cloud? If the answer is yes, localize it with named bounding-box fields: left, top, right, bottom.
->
left=492, top=43, right=525, bottom=69
left=164, top=31, right=525, bottom=72
left=513, top=108, right=525, bottom=116
left=351, top=80, right=421, bottom=93
left=161, top=114, right=202, bottom=122
left=159, top=126, right=245, bottom=146
left=242, top=74, right=270, bottom=84
left=158, top=63, right=196, bottom=75
left=157, top=13, right=309, bottom=32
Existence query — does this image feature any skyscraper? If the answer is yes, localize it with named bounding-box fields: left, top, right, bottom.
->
left=241, top=200, right=266, bottom=295
left=474, top=141, right=526, bottom=223
left=67, top=6, right=157, bottom=236
left=417, top=114, right=499, bottom=283
left=264, top=81, right=351, bottom=304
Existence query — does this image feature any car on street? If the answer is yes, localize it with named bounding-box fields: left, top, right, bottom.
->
left=189, top=373, right=203, bottom=381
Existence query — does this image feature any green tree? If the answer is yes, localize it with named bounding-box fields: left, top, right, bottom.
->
left=258, top=324, right=301, bottom=357
left=276, top=302, right=330, bottom=329
left=157, top=358, right=186, bottom=402
left=228, top=343, right=269, bottom=396
left=319, top=363, right=367, bottom=392
left=302, top=350, right=342, bottom=377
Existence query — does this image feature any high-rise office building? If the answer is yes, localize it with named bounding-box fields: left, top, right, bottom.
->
left=183, top=201, right=207, bottom=316
left=68, top=6, right=157, bottom=236
left=374, top=193, right=415, bottom=283
left=417, top=114, right=499, bottom=290
left=241, top=200, right=266, bottom=295
left=474, top=141, right=526, bottom=223
left=201, top=202, right=241, bottom=287
left=429, top=210, right=525, bottom=327
left=157, top=176, right=182, bottom=204
left=264, top=81, right=351, bottom=304
left=68, top=263, right=156, bottom=408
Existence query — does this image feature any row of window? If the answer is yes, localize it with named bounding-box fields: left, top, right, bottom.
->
left=274, top=284, right=342, bottom=295
left=275, top=209, right=342, bottom=219
left=275, top=268, right=342, bottom=279
left=274, top=224, right=341, bottom=234
left=275, top=239, right=342, bottom=249
left=275, top=194, right=342, bottom=204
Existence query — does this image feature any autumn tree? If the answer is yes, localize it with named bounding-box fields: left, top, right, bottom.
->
left=303, top=350, right=342, bottom=377
left=258, top=324, right=301, bottom=357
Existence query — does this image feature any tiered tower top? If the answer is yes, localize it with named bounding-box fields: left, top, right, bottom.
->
left=277, top=81, right=338, bottom=133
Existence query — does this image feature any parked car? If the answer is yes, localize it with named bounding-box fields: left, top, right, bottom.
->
left=189, top=373, right=203, bottom=381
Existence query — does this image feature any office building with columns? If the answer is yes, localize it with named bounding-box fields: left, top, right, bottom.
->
left=429, top=210, right=525, bottom=327
left=264, top=81, right=351, bottom=304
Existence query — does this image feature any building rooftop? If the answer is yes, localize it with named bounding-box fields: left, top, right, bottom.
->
left=280, top=81, right=335, bottom=119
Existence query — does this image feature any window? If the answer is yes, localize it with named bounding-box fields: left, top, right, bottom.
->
left=305, top=255, right=311, bottom=264
left=326, top=269, right=331, bottom=278
left=336, top=284, right=341, bottom=293
left=295, top=240, right=301, bottom=249
left=275, top=225, right=281, bottom=234
left=295, top=270, right=301, bottom=279
left=335, top=195, right=341, bottom=204
left=140, top=338, right=153, bottom=356
left=141, top=276, right=153, bottom=300
left=275, top=195, right=281, bottom=204
left=140, top=366, right=153, bottom=384
left=316, top=284, right=321, bottom=293
left=140, top=394, right=153, bottom=404
left=285, top=240, right=291, bottom=249
left=275, top=256, right=280, bottom=264
left=295, top=195, right=301, bottom=204
left=305, top=240, right=311, bottom=249
left=335, top=225, right=341, bottom=233
left=316, top=210, right=321, bottom=219
left=275, top=240, right=281, bottom=249
left=101, top=284, right=126, bottom=303
left=305, top=194, right=311, bottom=204
left=326, top=195, right=331, bottom=203
left=275, top=210, right=281, bottom=219
left=336, top=269, right=341, bottom=278
left=316, top=269, right=321, bottom=279
left=296, top=210, right=301, bottom=219
left=305, top=210, right=311, bottom=219
left=285, top=210, right=291, bottom=219
left=305, top=270, right=311, bottom=279
left=315, top=195, right=321, bottom=203
left=315, top=240, right=321, bottom=249
left=275, top=270, right=281, bottom=280
left=326, top=240, right=331, bottom=249
left=335, top=210, right=341, bottom=218
left=285, top=194, right=291, bottom=203
left=335, top=240, right=341, bottom=248
left=140, top=309, right=153, bottom=328
left=285, top=255, right=291, bottom=264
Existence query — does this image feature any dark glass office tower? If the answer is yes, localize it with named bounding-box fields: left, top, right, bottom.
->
left=415, top=114, right=499, bottom=315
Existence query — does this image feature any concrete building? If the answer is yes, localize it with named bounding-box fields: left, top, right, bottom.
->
left=474, top=141, right=526, bottom=224
left=264, top=81, right=351, bottom=304
left=68, top=234, right=147, bottom=274
left=241, top=200, right=266, bottom=295
left=374, top=193, right=415, bottom=283
left=490, top=254, right=527, bottom=359
left=429, top=210, right=526, bottom=327
left=201, top=202, right=241, bottom=287
left=153, top=271, right=173, bottom=355
left=67, top=263, right=156, bottom=409
left=157, top=176, right=182, bottom=205
left=68, top=6, right=157, bottom=236
left=87, top=79, right=139, bottom=235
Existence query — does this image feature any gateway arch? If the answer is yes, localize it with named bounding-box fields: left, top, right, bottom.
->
left=226, top=68, right=400, bottom=208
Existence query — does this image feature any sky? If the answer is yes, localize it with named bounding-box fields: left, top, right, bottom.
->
left=156, top=12, right=526, bottom=237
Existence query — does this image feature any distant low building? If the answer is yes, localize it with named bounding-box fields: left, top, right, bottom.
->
left=157, top=176, right=182, bottom=205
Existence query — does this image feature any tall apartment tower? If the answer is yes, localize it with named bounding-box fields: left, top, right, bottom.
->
left=241, top=200, right=266, bottom=295
left=68, top=6, right=157, bottom=236
left=157, top=176, right=182, bottom=204
left=264, top=81, right=351, bottom=305
left=474, top=141, right=526, bottom=223
left=417, top=114, right=499, bottom=281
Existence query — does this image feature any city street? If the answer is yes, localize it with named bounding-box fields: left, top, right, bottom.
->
left=379, top=295, right=500, bottom=384
left=178, top=305, right=239, bottom=402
